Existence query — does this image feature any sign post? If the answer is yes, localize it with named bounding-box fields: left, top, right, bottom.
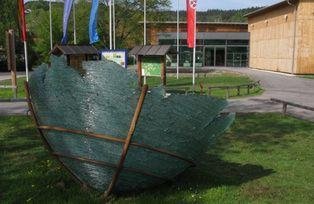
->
left=101, top=50, right=128, bottom=68
left=5, top=30, right=17, bottom=98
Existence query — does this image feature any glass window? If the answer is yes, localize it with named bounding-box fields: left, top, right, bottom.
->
left=166, top=54, right=177, bottom=67
left=195, top=51, right=203, bottom=67
left=204, top=40, right=226, bottom=45
left=179, top=46, right=192, bottom=67
left=159, top=39, right=176, bottom=45
left=227, top=40, right=249, bottom=45
left=196, top=39, right=204, bottom=45
left=180, top=39, right=187, bottom=45
left=227, top=46, right=248, bottom=67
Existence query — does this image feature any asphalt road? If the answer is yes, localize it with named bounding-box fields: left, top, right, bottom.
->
left=223, top=68, right=314, bottom=121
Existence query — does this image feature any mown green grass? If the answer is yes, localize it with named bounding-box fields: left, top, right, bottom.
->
left=1, top=113, right=313, bottom=203
left=0, top=72, right=261, bottom=100
left=147, top=72, right=262, bottom=98
left=0, top=77, right=26, bottom=99
left=298, top=75, right=314, bottom=79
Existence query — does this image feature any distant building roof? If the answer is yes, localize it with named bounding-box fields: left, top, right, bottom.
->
left=51, top=45, right=98, bottom=56
left=139, top=21, right=248, bottom=26
left=129, top=45, right=173, bottom=56
left=244, top=0, right=298, bottom=17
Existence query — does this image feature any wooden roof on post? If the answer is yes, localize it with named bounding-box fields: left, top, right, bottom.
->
left=129, top=45, right=173, bottom=56
left=51, top=45, right=98, bottom=56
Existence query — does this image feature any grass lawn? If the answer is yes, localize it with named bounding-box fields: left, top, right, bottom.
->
left=299, top=75, right=314, bottom=79
left=0, top=77, right=26, bottom=99
left=1, top=113, right=313, bottom=203
left=148, top=72, right=262, bottom=98
left=0, top=72, right=262, bottom=100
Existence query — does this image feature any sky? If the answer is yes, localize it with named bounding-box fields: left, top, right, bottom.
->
left=171, top=0, right=284, bottom=11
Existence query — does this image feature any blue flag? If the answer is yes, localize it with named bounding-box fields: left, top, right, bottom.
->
left=61, top=0, right=74, bottom=45
left=89, top=0, right=100, bottom=44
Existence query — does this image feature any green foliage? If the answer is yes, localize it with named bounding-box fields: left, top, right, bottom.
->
left=25, top=0, right=171, bottom=65
left=0, top=0, right=19, bottom=48
left=1, top=113, right=314, bottom=203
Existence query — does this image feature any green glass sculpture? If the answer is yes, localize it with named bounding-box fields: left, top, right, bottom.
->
left=27, top=56, right=234, bottom=196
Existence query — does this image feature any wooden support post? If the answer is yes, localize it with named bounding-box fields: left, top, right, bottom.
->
left=199, top=83, right=203, bottom=95
left=247, top=85, right=250, bottom=95
left=283, top=103, right=288, bottom=115
left=226, top=87, right=230, bottom=99
left=161, top=56, right=166, bottom=86
left=6, top=30, right=17, bottom=98
left=208, top=87, right=211, bottom=96
left=237, top=86, right=240, bottom=96
left=24, top=82, right=84, bottom=187
left=104, top=85, right=148, bottom=197
left=137, top=55, right=143, bottom=87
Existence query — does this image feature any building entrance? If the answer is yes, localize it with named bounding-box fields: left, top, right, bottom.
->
left=204, top=47, right=214, bottom=66
left=204, top=47, right=226, bottom=67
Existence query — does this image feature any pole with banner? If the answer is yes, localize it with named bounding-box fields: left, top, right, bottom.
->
left=18, top=0, right=29, bottom=82
left=73, top=1, right=77, bottom=44
left=186, top=0, right=197, bottom=85
left=144, top=0, right=146, bottom=46
left=113, top=0, right=116, bottom=49
left=49, top=0, right=53, bottom=50
left=61, top=0, right=74, bottom=44
left=176, top=0, right=180, bottom=79
left=89, top=0, right=100, bottom=44
left=109, top=0, right=112, bottom=50
left=143, top=0, right=147, bottom=84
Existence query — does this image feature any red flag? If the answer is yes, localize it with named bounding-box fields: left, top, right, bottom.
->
left=17, top=0, right=27, bottom=42
left=186, top=0, right=197, bottom=48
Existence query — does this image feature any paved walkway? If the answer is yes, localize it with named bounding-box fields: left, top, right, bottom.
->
left=0, top=72, right=27, bottom=81
left=0, top=69, right=313, bottom=121
left=0, top=72, right=28, bottom=116
left=222, top=68, right=314, bottom=121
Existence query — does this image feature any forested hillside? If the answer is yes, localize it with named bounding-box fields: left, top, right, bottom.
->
left=162, top=7, right=261, bottom=22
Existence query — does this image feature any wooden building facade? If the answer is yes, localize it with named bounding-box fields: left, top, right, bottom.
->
left=246, top=0, right=314, bottom=74
left=145, top=21, right=248, bottom=45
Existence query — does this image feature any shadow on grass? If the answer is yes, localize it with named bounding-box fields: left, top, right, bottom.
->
left=116, top=153, right=274, bottom=200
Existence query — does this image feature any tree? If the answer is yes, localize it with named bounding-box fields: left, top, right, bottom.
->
left=25, top=0, right=170, bottom=64
left=0, top=0, right=19, bottom=48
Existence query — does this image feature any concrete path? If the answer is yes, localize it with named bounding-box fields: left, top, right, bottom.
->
left=0, top=72, right=27, bottom=81
left=0, top=72, right=28, bottom=116
left=0, top=102, right=28, bottom=116
left=221, top=68, right=314, bottom=122
left=0, top=68, right=313, bottom=122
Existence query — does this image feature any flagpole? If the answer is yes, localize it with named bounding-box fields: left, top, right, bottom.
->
left=143, top=0, right=147, bottom=84
left=192, top=5, right=196, bottom=86
left=24, top=41, right=29, bottom=82
left=113, top=0, right=116, bottom=49
left=144, top=0, right=146, bottom=45
left=49, top=0, right=53, bottom=50
left=176, top=0, right=179, bottom=79
left=73, top=1, right=77, bottom=44
left=109, top=0, right=112, bottom=49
